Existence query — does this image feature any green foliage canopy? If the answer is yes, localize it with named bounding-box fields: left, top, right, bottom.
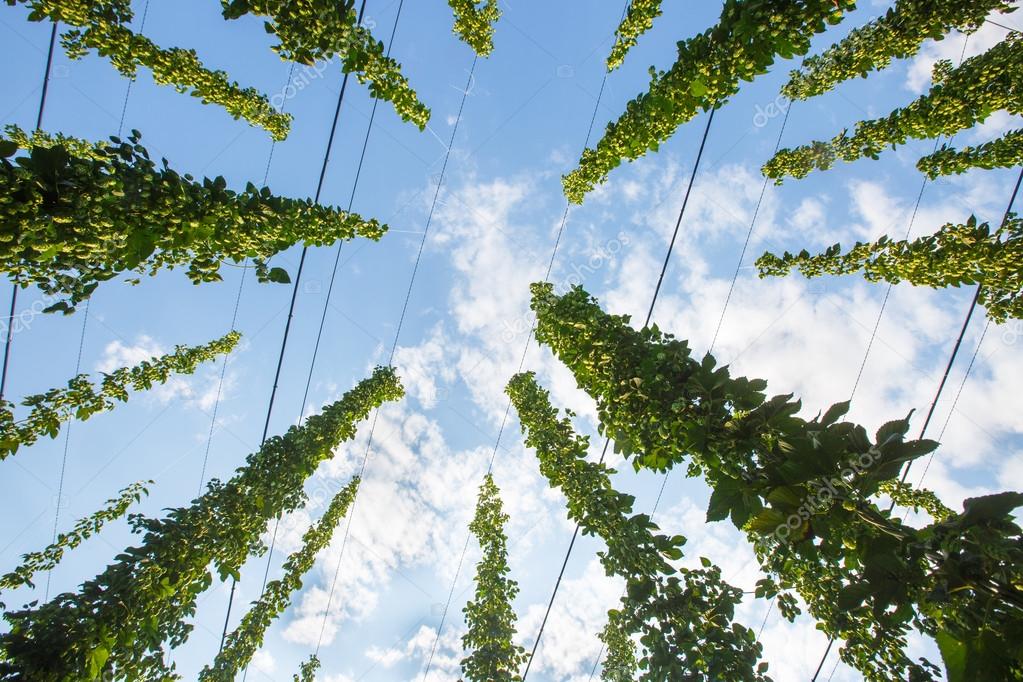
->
left=220, top=0, right=431, bottom=129
left=562, top=0, right=854, bottom=203
left=917, top=128, right=1023, bottom=178
left=0, top=128, right=386, bottom=312
left=8, top=0, right=290, bottom=139
left=200, top=478, right=360, bottom=681
left=527, top=282, right=1023, bottom=680
left=0, top=367, right=403, bottom=681
left=757, top=215, right=1023, bottom=323
left=508, top=372, right=769, bottom=682
left=447, top=0, right=501, bottom=57
left=0, top=481, right=150, bottom=600
left=764, top=34, right=1023, bottom=182
left=460, top=473, right=527, bottom=682
left=782, top=0, right=1015, bottom=99
left=606, top=0, right=663, bottom=71
left=0, top=332, right=240, bottom=460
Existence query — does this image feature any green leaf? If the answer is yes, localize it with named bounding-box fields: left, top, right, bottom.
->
left=821, top=400, right=850, bottom=426
left=0, top=140, right=17, bottom=158
left=266, top=266, right=291, bottom=284
left=937, top=630, right=966, bottom=682
left=958, top=491, right=1023, bottom=527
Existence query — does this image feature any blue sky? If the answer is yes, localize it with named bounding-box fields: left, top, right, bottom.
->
left=1, top=1, right=1022, bottom=680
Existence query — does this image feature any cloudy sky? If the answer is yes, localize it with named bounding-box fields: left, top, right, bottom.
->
left=1, top=0, right=1021, bottom=680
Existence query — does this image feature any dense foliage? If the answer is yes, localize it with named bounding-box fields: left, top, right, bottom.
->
left=598, top=610, right=638, bottom=681
left=0, top=332, right=240, bottom=460
left=8, top=0, right=290, bottom=139
left=782, top=0, right=1015, bottom=99
left=527, top=282, right=1023, bottom=680
left=447, top=0, right=501, bottom=57
left=200, top=478, right=360, bottom=681
left=508, top=372, right=769, bottom=682
left=293, top=655, right=320, bottom=682
left=606, top=0, right=663, bottom=70
left=460, top=473, right=526, bottom=682
left=0, top=367, right=403, bottom=681
left=561, top=0, right=854, bottom=203
left=0, top=481, right=149, bottom=600
left=757, top=215, right=1023, bottom=323
left=764, top=33, right=1023, bottom=181
left=0, top=128, right=386, bottom=312
left=917, top=128, right=1023, bottom=178
left=220, top=0, right=431, bottom=129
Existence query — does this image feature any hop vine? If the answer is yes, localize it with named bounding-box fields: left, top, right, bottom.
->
left=562, top=0, right=854, bottom=203
left=527, top=282, right=1023, bottom=680
left=764, top=34, right=1023, bottom=182
left=200, top=478, right=361, bottom=681
left=0, top=331, right=240, bottom=460
left=220, top=0, right=431, bottom=129
left=782, top=0, right=1016, bottom=100
left=0, top=367, right=403, bottom=681
left=507, top=372, right=768, bottom=682
left=756, top=215, right=1023, bottom=324
left=0, top=128, right=387, bottom=312
left=447, top=0, right=501, bottom=57
left=605, top=0, right=663, bottom=70
left=0, top=481, right=150, bottom=599
left=916, top=127, right=1023, bottom=178
left=10, top=0, right=290, bottom=139
left=460, top=473, right=527, bottom=682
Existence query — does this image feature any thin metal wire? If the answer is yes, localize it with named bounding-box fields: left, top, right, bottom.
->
left=420, top=7, right=634, bottom=673
left=522, top=107, right=717, bottom=681
left=1, top=22, right=59, bottom=403
left=710, top=102, right=791, bottom=353
left=314, top=56, right=479, bottom=664
left=218, top=0, right=370, bottom=651
left=811, top=165, right=1023, bottom=681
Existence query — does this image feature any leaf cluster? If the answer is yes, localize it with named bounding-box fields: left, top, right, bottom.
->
left=200, top=478, right=360, bottom=681
left=562, top=0, right=854, bottom=203
left=460, top=473, right=527, bottom=682
left=507, top=372, right=768, bottom=682
left=605, top=0, right=663, bottom=71
left=527, top=282, right=1023, bottom=680
left=0, top=481, right=150, bottom=600
left=0, top=367, right=403, bottom=681
left=764, top=34, right=1023, bottom=181
left=220, top=0, right=431, bottom=129
left=447, top=0, right=501, bottom=57
left=10, top=0, right=290, bottom=139
left=783, top=0, right=1015, bottom=100
left=756, top=215, right=1023, bottom=323
left=0, top=332, right=240, bottom=459
left=0, top=128, right=386, bottom=312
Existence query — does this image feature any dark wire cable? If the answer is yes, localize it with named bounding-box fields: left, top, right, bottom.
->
left=313, top=55, right=479, bottom=665
left=238, top=4, right=411, bottom=679
left=218, top=0, right=370, bottom=652
left=42, top=9, right=155, bottom=600
left=0, top=22, right=59, bottom=403
left=850, top=36, right=969, bottom=403
left=709, top=103, right=791, bottom=353
left=42, top=301, right=89, bottom=601
left=810, top=164, right=1023, bottom=681
left=522, top=107, right=716, bottom=681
